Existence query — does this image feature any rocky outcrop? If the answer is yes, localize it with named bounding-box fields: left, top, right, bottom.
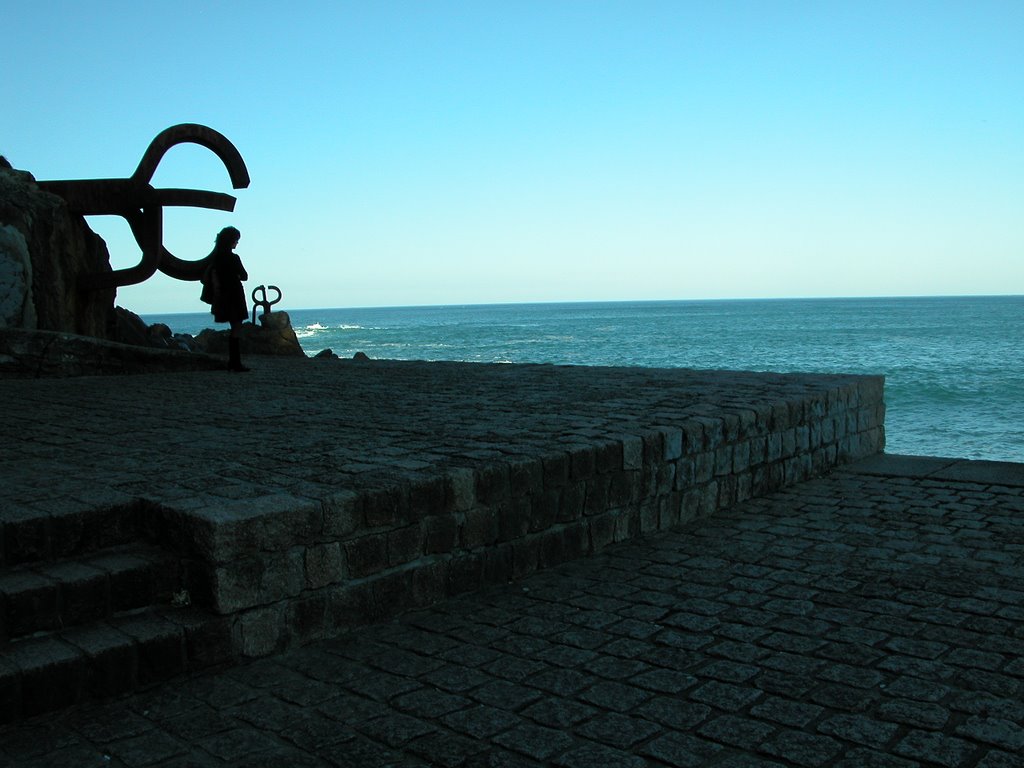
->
left=0, top=327, right=224, bottom=378
left=195, top=311, right=305, bottom=356
left=0, top=157, right=115, bottom=338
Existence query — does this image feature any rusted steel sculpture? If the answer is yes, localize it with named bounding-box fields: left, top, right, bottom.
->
left=37, top=124, right=250, bottom=290
left=251, top=284, right=282, bottom=324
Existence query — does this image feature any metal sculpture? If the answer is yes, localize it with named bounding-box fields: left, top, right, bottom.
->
left=251, top=284, right=282, bottom=324
left=37, top=124, right=250, bottom=290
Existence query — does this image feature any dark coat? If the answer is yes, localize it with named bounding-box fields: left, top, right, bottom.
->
left=209, top=248, right=249, bottom=323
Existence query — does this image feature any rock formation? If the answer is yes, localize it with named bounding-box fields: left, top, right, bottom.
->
left=0, top=157, right=115, bottom=338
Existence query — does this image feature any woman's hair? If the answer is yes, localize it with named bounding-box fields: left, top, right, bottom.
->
left=214, top=226, right=241, bottom=250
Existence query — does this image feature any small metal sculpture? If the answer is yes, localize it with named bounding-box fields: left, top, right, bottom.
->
left=37, top=124, right=250, bottom=290
left=251, top=284, right=282, bottom=324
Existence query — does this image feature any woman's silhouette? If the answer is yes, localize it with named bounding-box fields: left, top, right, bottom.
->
left=206, top=226, right=250, bottom=372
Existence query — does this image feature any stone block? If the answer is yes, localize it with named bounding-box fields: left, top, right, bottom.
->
left=483, top=545, right=514, bottom=585
left=558, top=483, right=585, bottom=523
left=782, top=429, right=797, bottom=458
left=512, top=536, right=541, bottom=579
left=542, top=452, right=570, bottom=488
left=388, top=525, right=424, bottom=566
left=640, top=503, right=659, bottom=534
left=461, top=507, right=500, bottom=549
left=594, top=440, right=622, bottom=473
left=327, top=582, right=375, bottom=633
left=658, top=426, right=684, bottom=460
left=659, top=492, right=683, bottom=529
left=675, top=458, right=695, bottom=490
left=423, top=514, right=458, bottom=554
left=115, top=614, right=184, bottom=685
left=539, top=524, right=587, bottom=569
left=656, top=463, right=676, bottom=495
left=732, top=441, right=751, bottom=473
left=610, top=470, right=638, bottom=507
left=322, top=490, right=361, bottom=538
left=694, top=452, right=714, bottom=483
left=448, top=552, right=484, bottom=595
left=291, top=591, right=328, bottom=645
left=173, top=612, right=233, bottom=670
left=567, top=444, right=596, bottom=480
left=344, top=534, right=388, bottom=578
left=409, top=560, right=448, bottom=608
left=212, top=557, right=263, bottom=614
left=0, top=656, right=19, bottom=723
left=682, top=489, right=702, bottom=524
left=527, top=488, right=557, bottom=532
left=508, top=457, right=543, bottom=498
left=446, top=468, right=476, bottom=511
left=475, top=463, right=511, bottom=506
left=588, top=512, right=616, bottom=552
left=305, top=542, right=345, bottom=589
left=364, top=486, right=410, bottom=528
left=408, top=476, right=446, bottom=517
left=238, top=604, right=286, bottom=658
left=9, top=636, right=84, bottom=717
left=500, top=497, right=531, bottom=542
left=1, top=571, right=59, bottom=637
left=620, top=436, right=643, bottom=470
left=62, top=623, right=137, bottom=699
left=258, top=548, right=305, bottom=604
left=584, top=475, right=610, bottom=516
left=681, top=421, right=704, bottom=453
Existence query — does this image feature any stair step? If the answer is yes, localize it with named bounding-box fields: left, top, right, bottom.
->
left=0, top=606, right=233, bottom=723
left=0, top=545, right=203, bottom=643
left=1, top=498, right=178, bottom=568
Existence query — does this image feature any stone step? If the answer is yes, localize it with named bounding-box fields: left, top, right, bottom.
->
left=1, top=499, right=164, bottom=568
left=0, top=544, right=205, bottom=644
left=0, top=605, right=233, bottom=723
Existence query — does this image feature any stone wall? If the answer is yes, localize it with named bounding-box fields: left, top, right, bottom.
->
left=167, top=372, right=885, bottom=658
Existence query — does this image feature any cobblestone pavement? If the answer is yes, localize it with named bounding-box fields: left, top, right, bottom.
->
left=2, top=456, right=1022, bottom=767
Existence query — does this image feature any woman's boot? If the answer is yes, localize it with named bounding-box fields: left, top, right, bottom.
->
left=228, top=337, right=250, bottom=372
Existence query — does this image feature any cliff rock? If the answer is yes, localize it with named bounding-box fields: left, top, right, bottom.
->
left=0, top=157, right=115, bottom=338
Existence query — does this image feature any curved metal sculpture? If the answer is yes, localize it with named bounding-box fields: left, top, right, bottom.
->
left=251, top=284, right=282, bottom=324
left=37, top=124, right=250, bottom=290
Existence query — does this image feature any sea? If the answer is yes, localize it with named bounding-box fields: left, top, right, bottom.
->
left=145, top=296, right=1023, bottom=464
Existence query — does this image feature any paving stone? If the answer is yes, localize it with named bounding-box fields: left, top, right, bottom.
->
left=878, top=698, right=950, bottom=730
left=689, top=680, right=762, bottom=711
left=817, top=713, right=900, bottom=749
left=640, top=732, right=724, bottom=768
left=551, top=742, right=645, bottom=767
left=893, top=730, right=978, bottom=767
left=750, top=696, right=824, bottom=728
left=442, top=705, right=521, bottom=739
left=493, top=723, right=574, bottom=761
left=579, top=680, right=652, bottom=712
left=954, top=716, right=1024, bottom=752
left=759, top=730, right=843, bottom=767
left=521, top=698, right=597, bottom=729
left=355, top=713, right=437, bottom=747
left=697, top=714, right=775, bottom=749
left=576, top=711, right=661, bottom=749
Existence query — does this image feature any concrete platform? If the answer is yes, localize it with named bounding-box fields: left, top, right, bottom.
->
left=0, top=454, right=1021, bottom=767
left=0, top=356, right=885, bottom=725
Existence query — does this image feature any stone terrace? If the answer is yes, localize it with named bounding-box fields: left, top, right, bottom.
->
left=0, top=357, right=883, bottom=722
left=1, top=455, right=1022, bottom=767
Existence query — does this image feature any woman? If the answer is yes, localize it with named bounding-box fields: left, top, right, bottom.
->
left=206, top=226, right=250, bottom=372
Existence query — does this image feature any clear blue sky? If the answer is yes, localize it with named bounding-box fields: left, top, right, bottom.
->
left=3, top=1, right=1022, bottom=313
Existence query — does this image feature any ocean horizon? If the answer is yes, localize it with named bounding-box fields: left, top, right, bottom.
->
left=145, top=295, right=1024, bottom=465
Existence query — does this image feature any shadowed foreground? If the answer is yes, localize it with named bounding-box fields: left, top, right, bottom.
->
left=2, top=455, right=1022, bottom=767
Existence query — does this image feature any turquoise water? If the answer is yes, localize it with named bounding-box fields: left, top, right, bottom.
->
left=146, top=296, right=1024, bottom=463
